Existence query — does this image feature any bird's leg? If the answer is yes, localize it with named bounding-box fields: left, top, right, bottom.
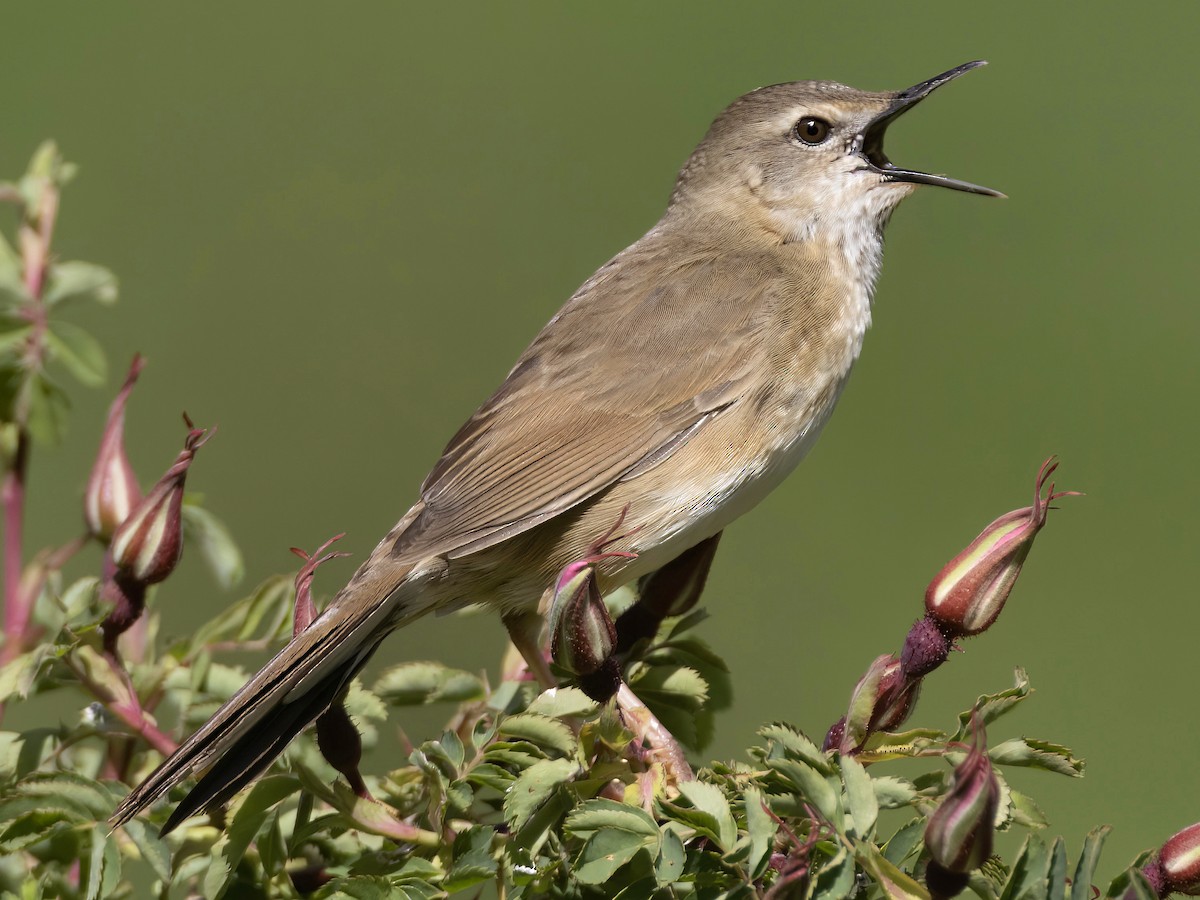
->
left=615, top=531, right=722, bottom=653
left=615, top=682, right=694, bottom=788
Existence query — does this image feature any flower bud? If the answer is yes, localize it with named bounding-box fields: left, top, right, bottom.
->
left=290, top=534, right=349, bottom=637
left=549, top=559, right=617, bottom=679
left=1142, top=822, right=1200, bottom=897
left=84, top=355, right=144, bottom=540
left=110, top=416, right=212, bottom=585
left=836, top=654, right=922, bottom=753
left=925, top=457, right=1077, bottom=637
left=925, top=720, right=1000, bottom=896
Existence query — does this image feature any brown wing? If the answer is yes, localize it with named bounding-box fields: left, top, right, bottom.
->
left=391, top=234, right=779, bottom=564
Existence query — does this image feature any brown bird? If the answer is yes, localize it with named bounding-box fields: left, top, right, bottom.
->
left=111, top=61, right=1002, bottom=833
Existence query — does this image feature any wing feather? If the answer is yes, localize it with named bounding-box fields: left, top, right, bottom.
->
left=391, top=236, right=779, bottom=564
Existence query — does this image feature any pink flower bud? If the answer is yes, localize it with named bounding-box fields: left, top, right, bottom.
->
left=925, top=458, right=1078, bottom=637
left=836, top=654, right=922, bottom=753
left=84, top=355, right=144, bottom=540
left=1142, top=822, right=1200, bottom=897
left=548, top=559, right=618, bottom=680
left=109, top=416, right=212, bottom=586
left=290, top=534, right=349, bottom=637
left=925, top=720, right=1000, bottom=895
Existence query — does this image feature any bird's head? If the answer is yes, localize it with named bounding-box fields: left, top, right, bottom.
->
left=671, top=61, right=1003, bottom=242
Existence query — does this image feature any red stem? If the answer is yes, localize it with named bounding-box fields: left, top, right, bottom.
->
left=0, top=171, right=59, bottom=667
left=1, top=435, right=29, bottom=655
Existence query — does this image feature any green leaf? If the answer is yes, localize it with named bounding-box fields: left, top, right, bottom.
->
left=44, top=261, right=118, bottom=307
left=873, top=775, right=919, bottom=809
left=84, top=825, right=121, bottom=900
left=673, top=780, right=736, bottom=852
left=1071, top=826, right=1111, bottom=900
left=181, top=504, right=244, bottom=590
left=743, top=787, right=777, bottom=881
left=122, top=818, right=172, bottom=883
left=656, top=825, right=686, bottom=885
left=765, top=757, right=840, bottom=822
left=503, top=757, right=577, bottom=831
left=1111, top=869, right=1159, bottom=900
left=566, top=798, right=659, bottom=840
left=758, top=722, right=833, bottom=773
left=444, top=825, right=497, bottom=893
left=24, top=374, right=70, bottom=444
left=45, top=320, right=106, bottom=387
left=813, top=844, right=857, bottom=899
left=573, top=828, right=654, bottom=885
left=1008, top=790, right=1049, bottom=829
left=989, top=738, right=1084, bottom=778
left=204, top=774, right=300, bottom=899
left=882, top=818, right=925, bottom=868
left=841, top=753, right=878, bottom=838
left=955, top=668, right=1032, bottom=739
left=374, top=661, right=485, bottom=706
left=526, top=685, right=598, bottom=719
left=857, top=842, right=931, bottom=899
left=1047, top=837, right=1068, bottom=900
left=629, top=664, right=708, bottom=712
left=999, top=835, right=1050, bottom=900
left=0, top=319, right=31, bottom=363
left=497, top=713, right=577, bottom=757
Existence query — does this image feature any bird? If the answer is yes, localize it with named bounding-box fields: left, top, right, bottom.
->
left=111, top=60, right=1002, bottom=834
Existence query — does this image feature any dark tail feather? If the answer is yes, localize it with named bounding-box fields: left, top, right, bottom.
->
left=158, top=649, right=367, bottom=835
left=110, top=559, right=416, bottom=832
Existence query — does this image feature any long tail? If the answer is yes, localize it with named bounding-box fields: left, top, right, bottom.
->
left=110, top=560, right=417, bottom=834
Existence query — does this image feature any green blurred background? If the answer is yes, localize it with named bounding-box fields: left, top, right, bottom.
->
left=5, top=0, right=1197, bottom=879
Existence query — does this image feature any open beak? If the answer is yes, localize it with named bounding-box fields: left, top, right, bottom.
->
left=862, top=60, right=1005, bottom=198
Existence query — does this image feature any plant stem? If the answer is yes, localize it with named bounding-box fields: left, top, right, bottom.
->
left=1, top=168, right=59, bottom=666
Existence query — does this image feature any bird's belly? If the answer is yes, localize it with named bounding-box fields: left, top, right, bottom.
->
left=620, top=376, right=849, bottom=580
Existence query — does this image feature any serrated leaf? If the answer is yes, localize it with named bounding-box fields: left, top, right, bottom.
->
left=497, top=714, right=576, bottom=757
left=990, top=738, right=1085, bottom=777
left=85, top=825, right=120, bottom=900
left=503, top=757, right=577, bottom=831
left=44, top=261, right=118, bottom=307
left=758, top=723, right=833, bottom=773
left=999, top=835, right=1050, bottom=900
left=675, top=780, right=736, bottom=852
left=766, top=757, right=840, bottom=822
left=1071, top=826, right=1111, bottom=900
left=1008, top=790, right=1048, bottom=829
left=841, top=753, right=878, bottom=838
left=743, top=787, right=776, bottom=880
left=374, top=661, right=485, bottom=707
left=122, top=818, right=171, bottom=883
left=444, top=825, right=497, bottom=893
left=956, top=669, right=1032, bottom=739
left=883, top=818, right=925, bottom=867
left=813, top=844, right=857, bottom=899
left=573, top=828, right=654, bottom=885
left=566, top=798, right=659, bottom=840
left=872, top=775, right=919, bottom=809
left=181, top=504, right=244, bottom=590
left=526, top=686, right=598, bottom=719
left=205, top=774, right=300, bottom=899
left=858, top=842, right=931, bottom=899
left=629, top=664, right=708, bottom=712
left=45, top=320, right=106, bottom=387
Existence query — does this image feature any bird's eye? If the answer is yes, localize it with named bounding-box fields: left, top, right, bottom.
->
left=793, top=117, right=832, bottom=145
